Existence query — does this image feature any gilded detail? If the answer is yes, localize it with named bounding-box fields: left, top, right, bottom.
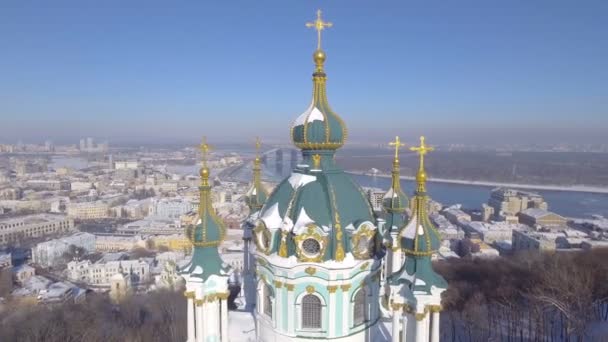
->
left=306, top=285, right=315, bottom=294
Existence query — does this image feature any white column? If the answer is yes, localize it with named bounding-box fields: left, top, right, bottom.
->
left=221, top=299, right=229, bottom=342
left=392, top=249, right=402, bottom=274
left=196, top=301, right=204, bottom=342
left=187, top=297, right=196, bottom=342
left=328, top=288, right=336, bottom=337
left=391, top=310, right=401, bottom=342
left=208, top=300, right=219, bottom=338
left=431, top=310, right=440, bottom=342
left=341, top=285, right=350, bottom=333
left=275, top=284, right=283, bottom=331
left=415, top=314, right=426, bottom=342
left=287, top=286, right=295, bottom=334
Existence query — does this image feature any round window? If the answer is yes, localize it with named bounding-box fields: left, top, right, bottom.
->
left=357, top=236, right=370, bottom=252
left=302, top=238, right=321, bottom=256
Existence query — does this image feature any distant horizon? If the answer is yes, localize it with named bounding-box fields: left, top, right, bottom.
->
left=1, top=1, right=607, bottom=144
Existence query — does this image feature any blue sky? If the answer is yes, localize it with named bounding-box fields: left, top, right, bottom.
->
left=0, top=0, right=607, bottom=145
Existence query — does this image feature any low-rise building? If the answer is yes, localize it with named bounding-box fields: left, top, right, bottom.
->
left=13, top=264, right=36, bottom=284
left=463, top=221, right=524, bottom=244
left=518, top=208, right=567, bottom=228
left=31, top=232, right=96, bottom=267
left=148, top=197, right=194, bottom=219
left=512, top=229, right=562, bottom=252
left=67, top=201, right=110, bottom=219
left=94, top=234, right=147, bottom=252
left=67, top=259, right=151, bottom=286
left=0, top=214, right=74, bottom=246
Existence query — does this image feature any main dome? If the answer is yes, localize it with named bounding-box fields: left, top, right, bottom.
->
left=291, top=49, right=347, bottom=150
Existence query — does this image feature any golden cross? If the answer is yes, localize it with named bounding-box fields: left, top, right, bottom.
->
left=199, top=136, right=211, bottom=167
left=306, top=9, right=333, bottom=50
left=255, top=137, right=262, bottom=154
left=410, top=136, right=434, bottom=171
left=388, top=136, right=405, bottom=161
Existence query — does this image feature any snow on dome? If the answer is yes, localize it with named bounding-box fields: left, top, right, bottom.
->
left=293, top=207, right=315, bottom=234
left=293, top=102, right=325, bottom=127
left=383, top=187, right=395, bottom=200
left=288, top=172, right=316, bottom=189
left=261, top=202, right=282, bottom=228
left=280, top=216, right=294, bottom=232
left=192, top=266, right=204, bottom=275
left=402, top=215, right=418, bottom=239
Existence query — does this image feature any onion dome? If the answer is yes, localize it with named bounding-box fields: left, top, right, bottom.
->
left=390, top=136, right=446, bottom=293
left=290, top=48, right=347, bottom=150
left=245, top=138, right=268, bottom=212
left=180, top=138, right=230, bottom=280
left=254, top=12, right=377, bottom=262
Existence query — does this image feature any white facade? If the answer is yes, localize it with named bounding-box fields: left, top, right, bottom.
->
left=32, top=232, right=96, bottom=267
left=67, top=201, right=110, bottom=219
left=67, top=259, right=151, bottom=286
left=149, top=197, right=194, bottom=219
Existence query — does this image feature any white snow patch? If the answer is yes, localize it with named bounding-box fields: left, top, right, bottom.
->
left=192, top=266, right=203, bottom=275
left=293, top=207, right=315, bottom=234
left=281, top=216, right=294, bottom=232
left=383, top=188, right=395, bottom=200
left=293, top=102, right=325, bottom=127
left=261, top=202, right=282, bottom=228
left=401, top=215, right=418, bottom=239
left=288, top=173, right=316, bottom=189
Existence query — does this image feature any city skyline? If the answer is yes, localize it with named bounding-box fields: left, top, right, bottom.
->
left=1, top=1, right=607, bottom=145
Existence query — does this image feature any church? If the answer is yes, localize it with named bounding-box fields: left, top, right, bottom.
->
left=180, top=10, right=448, bottom=342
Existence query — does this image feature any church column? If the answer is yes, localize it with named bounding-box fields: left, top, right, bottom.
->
left=415, top=312, right=427, bottom=342
left=286, top=284, right=295, bottom=333
left=391, top=305, right=401, bottom=342
left=196, top=299, right=204, bottom=342
left=430, top=308, right=440, bottom=342
left=327, top=285, right=337, bottom=337
left=273, top=281, right=283, bottom=331
left=340, top=284, right=351, bottom=333
left=208, top=299, right=220, bottom=339
left=186, top=294, right=196, bottom=342
left=220, top=295, right=229, bottom=342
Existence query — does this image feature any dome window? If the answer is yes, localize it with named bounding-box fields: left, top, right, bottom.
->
left=302, top=238, right=321, bottom=256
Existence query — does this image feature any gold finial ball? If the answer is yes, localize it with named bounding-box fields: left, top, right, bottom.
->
left=313, top=49, right=326, bottom=65
left=200, top=167, right=209, bottom=178
left=416, top=170, right=427, bottom=183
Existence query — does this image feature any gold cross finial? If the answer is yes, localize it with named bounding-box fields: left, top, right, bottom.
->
left=199, top=136, right=211, bottom=167
left=388, top=136, right=406, bottom=161
left=306, top=9, right=333, bottom=50
left=255, top=137, right=262, bottom=154
left=410, top=136, right=434, bottom=171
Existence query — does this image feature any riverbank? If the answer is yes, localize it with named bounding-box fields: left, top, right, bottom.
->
left=346, top=171, right=608, bottom=194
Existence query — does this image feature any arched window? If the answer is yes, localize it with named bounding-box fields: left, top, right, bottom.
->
left=264, top=283, right=273, bottom=318
left=353, top=287, right=367, bottom=325
left=302, top=294, right=322, bottom=329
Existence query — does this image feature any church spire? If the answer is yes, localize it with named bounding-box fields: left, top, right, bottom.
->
left=190, top=137, right=224, bottom=249
left=245, top=137, right=268, bottom=212
left=292, top=9, right=347, bottom=151
left=383, top=136, right=409, bottom=212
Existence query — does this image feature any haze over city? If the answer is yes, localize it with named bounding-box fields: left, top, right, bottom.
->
left=2, top=3, right=608, bottom=342
left=1, top=1, right=607, bottom=145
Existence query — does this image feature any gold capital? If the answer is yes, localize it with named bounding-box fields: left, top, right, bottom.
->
left=286, top=283, right=295, bottom=291
left=306, top=9, right=333, bottom=50
left=340, top=284, right=351, bottom=292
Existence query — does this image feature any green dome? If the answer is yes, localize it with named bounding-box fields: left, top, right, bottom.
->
left=291, top=50, right=347, bottom=150
left=256, top=152, right=375, bottom=261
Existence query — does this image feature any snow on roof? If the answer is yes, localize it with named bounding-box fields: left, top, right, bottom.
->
left=293, top=102, right=325, bottom=127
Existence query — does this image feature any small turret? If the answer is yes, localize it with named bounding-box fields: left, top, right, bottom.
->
left=245, top=137, right=268, bottom=212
